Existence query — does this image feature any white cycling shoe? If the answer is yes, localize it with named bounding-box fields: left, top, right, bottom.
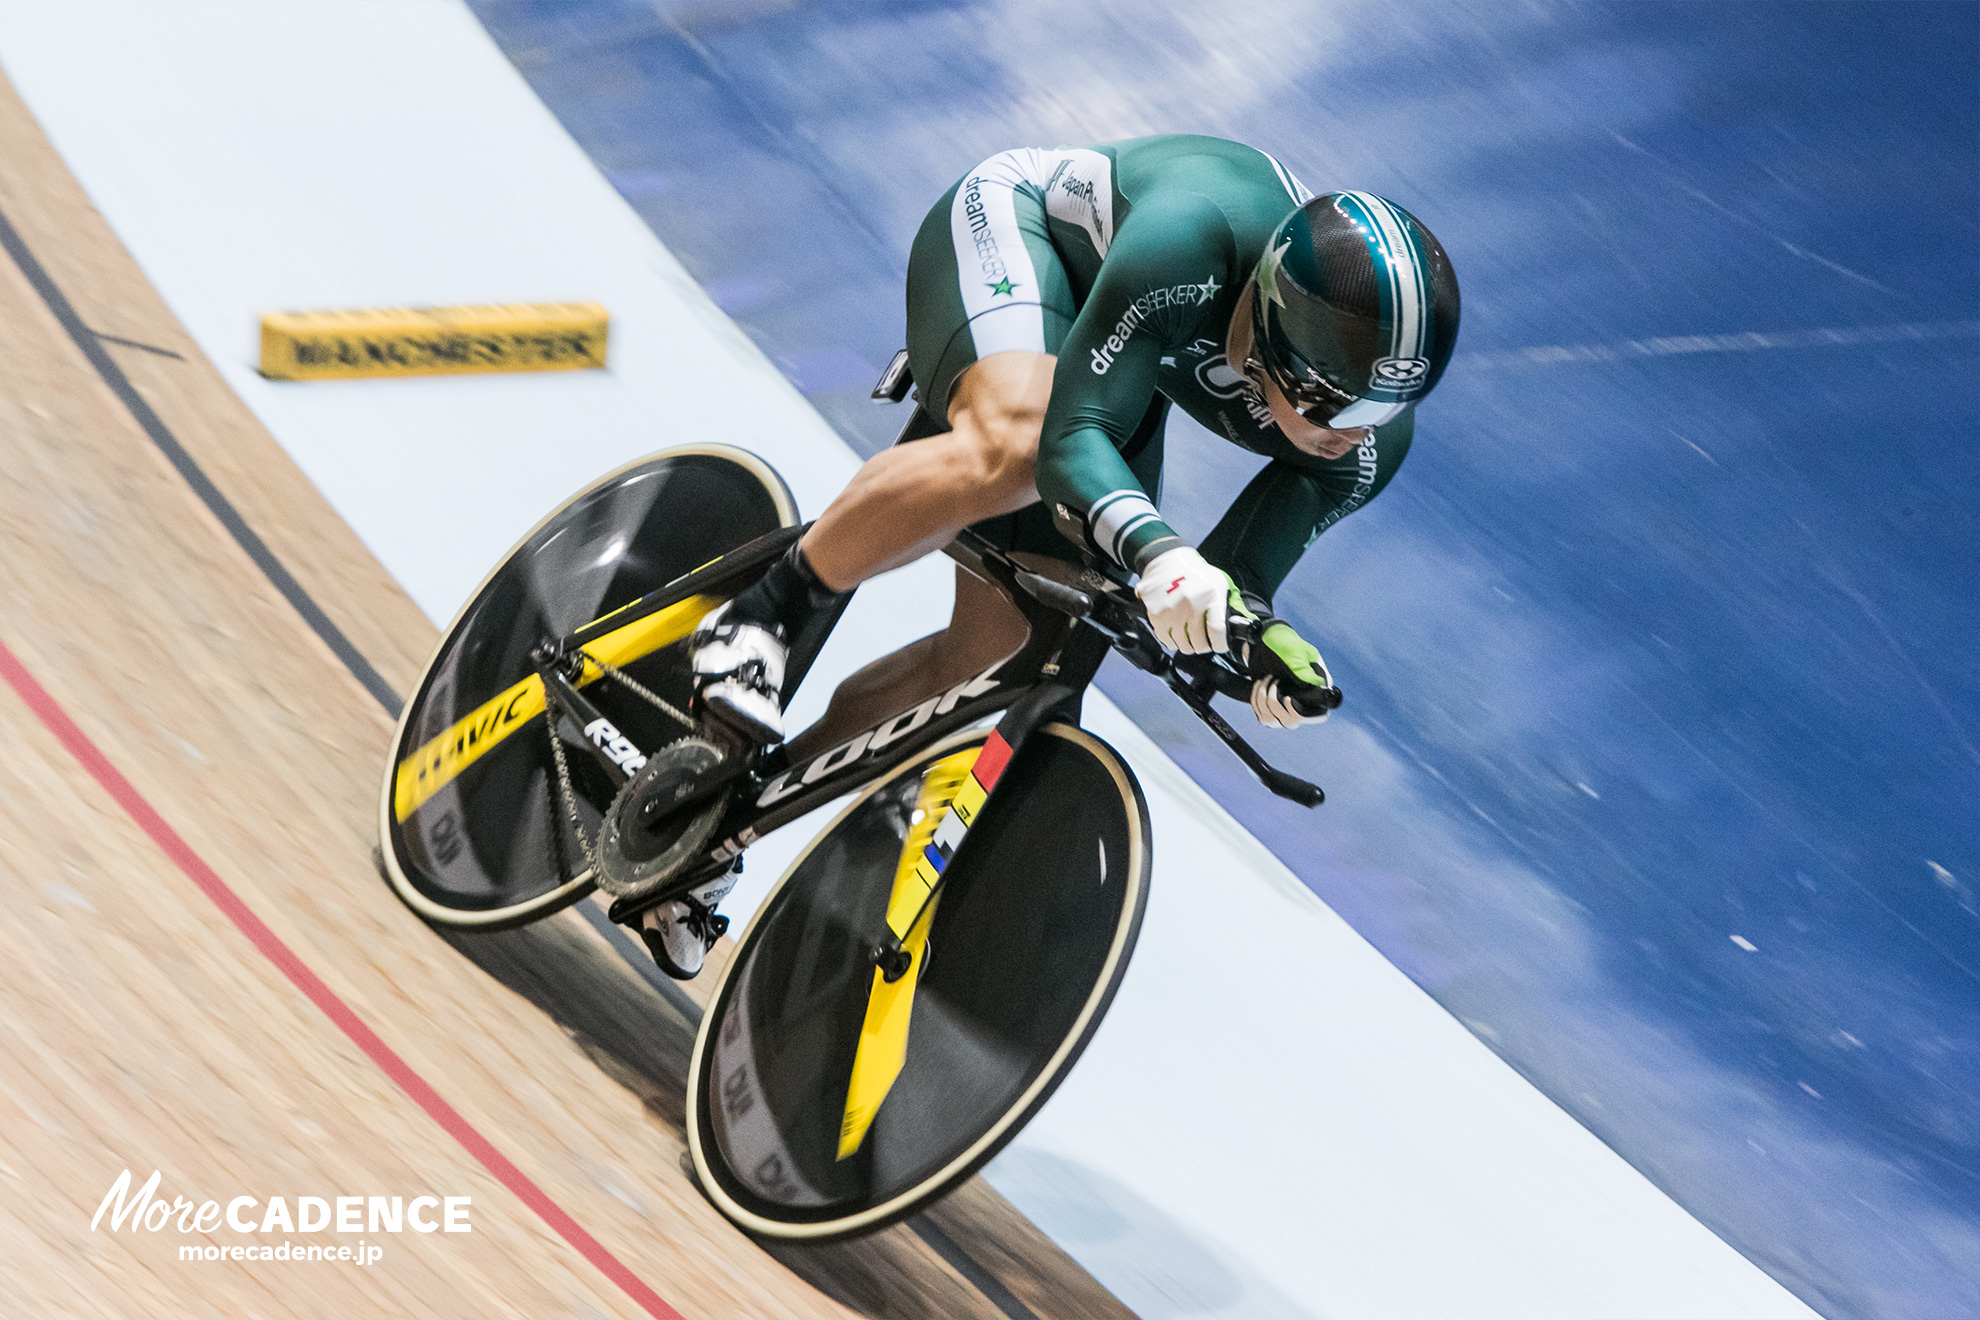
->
left=639, top=868, right=738, bottom=980
left=689, top=602, right=788, bottom=745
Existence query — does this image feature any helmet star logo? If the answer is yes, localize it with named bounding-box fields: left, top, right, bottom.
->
left=1257, top=238, right=1291, bottom=310
left=987, top=277, right=1019, bottom=297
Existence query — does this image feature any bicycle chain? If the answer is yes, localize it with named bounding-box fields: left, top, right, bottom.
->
left=545, top=706, right=598, bottom=880
left=584, top=653, right=695, bottom=731
left=541, top=649, right=696, bottom=883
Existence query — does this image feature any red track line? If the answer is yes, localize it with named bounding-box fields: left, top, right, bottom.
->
left=0, top=638, right=686, bottom=1320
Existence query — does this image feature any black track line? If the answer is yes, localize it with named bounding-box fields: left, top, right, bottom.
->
left=91, top=329, right=185, bottom=359
left=904, top=1214, right=1045, bottom=1320
left=0, top=201, right=402, bottom=715
left=2, top=195, right=1046, bottom=1320
left=572, top=900, right=1047, bottom=1320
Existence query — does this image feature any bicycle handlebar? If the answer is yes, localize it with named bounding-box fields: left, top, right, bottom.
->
left=1014, top=571, right=1340, bottom=709
left=1289, top=687, right=1344, bottom=717
left=1011, top=568, right=1333, bottom=808
left=1223, top=616, right=1344, bottom=717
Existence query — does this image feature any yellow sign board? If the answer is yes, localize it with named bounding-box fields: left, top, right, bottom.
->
left=260, top=302, right=608, bottom=381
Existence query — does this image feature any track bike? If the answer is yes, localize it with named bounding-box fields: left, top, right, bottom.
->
left=379, top=413, right=1337, bottom=1240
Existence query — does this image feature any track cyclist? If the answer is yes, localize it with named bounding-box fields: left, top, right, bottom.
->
left=664, top=134, right=1460, bottom=973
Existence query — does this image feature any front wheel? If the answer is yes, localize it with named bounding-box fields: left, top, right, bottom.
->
left=685, top=722, right=1152, bottom=1241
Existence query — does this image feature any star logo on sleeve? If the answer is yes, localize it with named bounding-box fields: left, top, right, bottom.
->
left=1193, top=276, right=1223, bottom=304
left=987, top=277, right=1019, bottom=297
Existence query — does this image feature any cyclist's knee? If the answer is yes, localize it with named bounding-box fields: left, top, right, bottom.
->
left=949, top=352, right=1052, bottom=493
left=963, top=410, right=1041, bottom=491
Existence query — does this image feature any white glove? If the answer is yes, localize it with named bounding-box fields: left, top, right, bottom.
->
left=1251, top=677, right=1328, bottom=729
left=1135, top=546, right=1235, bottom=654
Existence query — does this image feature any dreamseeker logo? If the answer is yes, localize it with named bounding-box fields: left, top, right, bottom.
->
left=91, top=1168, right=471, bottom=1268
left=960, top=175, right=1008, bottom=289
left=1307, top=439, right=1383, bottom=545
left=1089, top=279, right=1222, bottom=375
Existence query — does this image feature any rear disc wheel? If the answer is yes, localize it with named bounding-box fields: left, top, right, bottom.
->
left=378, top=446, right=794, bottom=929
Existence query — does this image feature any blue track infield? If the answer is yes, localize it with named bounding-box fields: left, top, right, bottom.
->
left=469, top=2, right=1980, bottom=1315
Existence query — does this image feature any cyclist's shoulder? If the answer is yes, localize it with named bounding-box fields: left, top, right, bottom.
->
left=1105, top=132, right=1277, bottom=175
left=1109, top=135, right=1306, bottom=211
left=1100, top=135, right=1305, bottom=266
left=1105, top=187, right=1236, bottom=267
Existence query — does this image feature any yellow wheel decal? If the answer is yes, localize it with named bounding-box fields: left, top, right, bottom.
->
left=392, top=594, right=720, bottom=821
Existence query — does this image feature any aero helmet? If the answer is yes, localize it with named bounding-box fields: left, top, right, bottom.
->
left=1249, top=192, right=1460, bottom=429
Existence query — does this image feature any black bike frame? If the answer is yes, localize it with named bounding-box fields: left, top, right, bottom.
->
left=583, top=530, right=1104, bottom=923
left=529, top=519, right=1328, bottom=928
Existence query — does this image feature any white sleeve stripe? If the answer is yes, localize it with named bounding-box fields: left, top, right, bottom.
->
left=1259, top=149, right=1314, bottom=205
left=1088, top=489, right=1161, bottom=564
left=1109, top=512, right=1163, bottom=562
left=951, top=151, right=1051, bottom=359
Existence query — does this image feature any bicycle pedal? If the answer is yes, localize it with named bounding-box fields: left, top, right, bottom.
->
left=606, top=858, right=739, bottom=926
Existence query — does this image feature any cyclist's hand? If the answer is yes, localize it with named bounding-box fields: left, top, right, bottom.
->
left=1247, top=620, right=1334, bottom=729
left=1136, top=547, right=1242, bottom=654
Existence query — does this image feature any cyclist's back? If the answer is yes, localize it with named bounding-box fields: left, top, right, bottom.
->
left=915, top=135, right=1329, bottom=476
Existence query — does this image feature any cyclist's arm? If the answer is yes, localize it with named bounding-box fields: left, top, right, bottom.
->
left=1036, top=194, right=1238, bottom=573
left=1198, top=409, right=1415, bottom=601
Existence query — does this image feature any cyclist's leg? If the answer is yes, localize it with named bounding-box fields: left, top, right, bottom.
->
left=786, top=336, right=1173, bottom=757
left=803, top=148, right=1076, bottom=589
left=802, top=350, right=1054, bottom=587
left=694, top=152, right=1074, bottom=741
left=787, top=150, right=1088, bottom=749
left=783, top=354, right=1187, bottom=757
left=695, top=352, right=1056, bottom=743
left=784, top=563, right=1029, bottom=760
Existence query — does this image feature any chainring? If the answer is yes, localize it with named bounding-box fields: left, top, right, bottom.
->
left=594, top=736, right=734, bottom=900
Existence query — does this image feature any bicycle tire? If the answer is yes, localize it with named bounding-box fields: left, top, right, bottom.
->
left=686, top=722, right=1151, bottom=1241
left=377, top=445, right=796, bottom=929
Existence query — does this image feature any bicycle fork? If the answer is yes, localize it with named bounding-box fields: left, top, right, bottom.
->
left=867, top=678, right=1079, bottom=981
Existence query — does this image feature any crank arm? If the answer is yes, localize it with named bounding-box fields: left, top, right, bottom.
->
left=1163, top=667, right=1325, bottom=808
left=605, top=856, right=737, bottom=926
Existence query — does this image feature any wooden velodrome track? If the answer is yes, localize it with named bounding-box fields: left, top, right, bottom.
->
left=0, top=72, right=1135, bottom=1320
